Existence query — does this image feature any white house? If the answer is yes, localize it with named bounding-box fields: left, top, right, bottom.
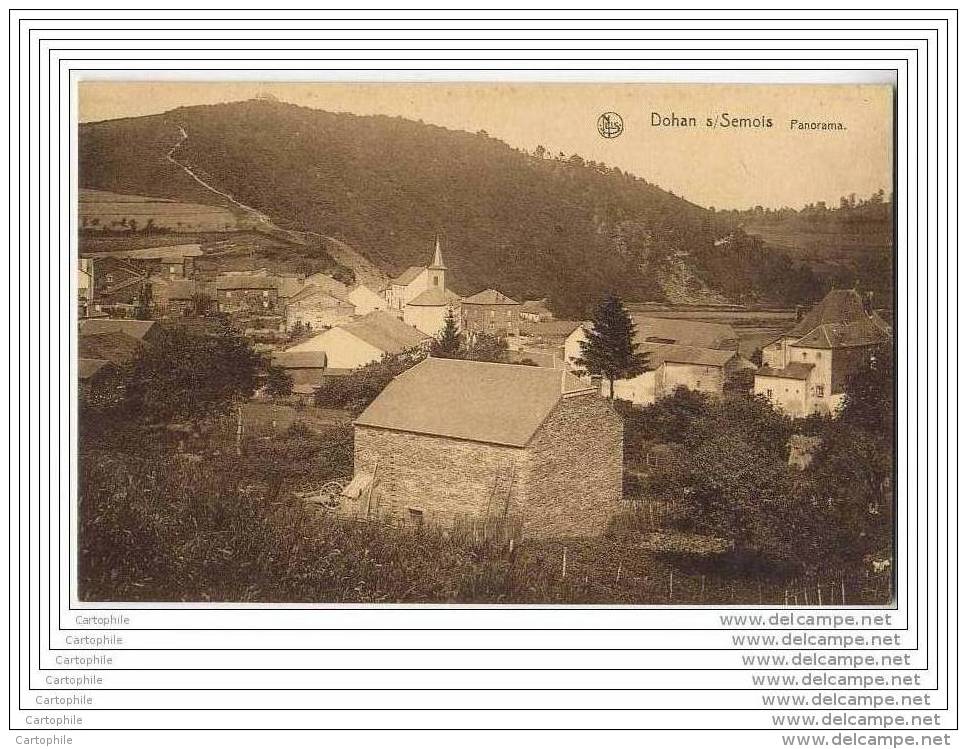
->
left=754, top=289, right=890, bottom=417
left=564, top=316, right=743, bottom=405
left=285, top=310, right=429, bottom=371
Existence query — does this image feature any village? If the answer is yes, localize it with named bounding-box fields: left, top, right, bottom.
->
left=78, top=231, right=894, bottom=605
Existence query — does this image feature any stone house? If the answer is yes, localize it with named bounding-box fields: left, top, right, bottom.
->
left=214, top=270, right=280, bottom=314
left=754, top=289, right=891, bottom=417
left=345, top=358, right=624, bottom=538
left=461, top=288, right=522, bottom=338
left=152, top=278, right=201, bottom=317
left=284, top=286, right=356, bottom=332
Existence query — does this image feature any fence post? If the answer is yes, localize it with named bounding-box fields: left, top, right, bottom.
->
left=841, top=578, right=846, bottom=605
left=816, top=583, right=823, bottom=606
left=615, top=563, right=622, bottom=586
left=700, top=575, right=706, bottom=603
left=561, top=547, right=567, bottom=581
left=668, top=570, right=674, bottom=602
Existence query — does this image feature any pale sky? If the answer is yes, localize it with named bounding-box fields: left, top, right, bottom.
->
left=79, top=81, right=893, bottom=210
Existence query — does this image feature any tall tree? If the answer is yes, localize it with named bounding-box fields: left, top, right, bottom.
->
left=573, top=294, right=648, bottom=399
left=430, top=308, right=463, bottom=359
left=124, top=325, right=261, bottom=423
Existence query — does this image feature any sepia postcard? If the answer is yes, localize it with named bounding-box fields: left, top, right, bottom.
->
left=76, top=81, right=895, bottom=606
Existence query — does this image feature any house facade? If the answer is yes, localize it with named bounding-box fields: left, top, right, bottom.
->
left=346, top=358, right=624, bottom=538
left=753, top=289, right=891, bottom=417
left=214, top=271, right=280, bottom=314
left=461, top=289, right=522, bottom=338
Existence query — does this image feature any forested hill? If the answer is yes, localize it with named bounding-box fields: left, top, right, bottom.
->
left=79, top=98, right=822, bottom=316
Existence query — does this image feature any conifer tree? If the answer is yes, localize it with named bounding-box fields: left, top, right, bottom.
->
left=430, top=307, right=463, bottom=359
left=574, top=294, right=648, bottom=399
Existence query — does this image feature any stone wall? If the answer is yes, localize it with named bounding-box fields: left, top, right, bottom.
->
left=352, top=392, right=624, bottom=538
left=517, top=393, right=624, bottom=538
left=353, top=425, right=522, bottom=526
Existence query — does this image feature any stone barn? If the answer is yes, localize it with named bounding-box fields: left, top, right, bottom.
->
left=345, top=357, right=624, bottom=538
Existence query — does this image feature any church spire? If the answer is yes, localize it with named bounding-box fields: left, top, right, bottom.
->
left=428, top=235, right=447, bottom=270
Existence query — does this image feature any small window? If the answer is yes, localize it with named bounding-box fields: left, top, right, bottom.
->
left=433, top=277, right=439, bottom=286
left=816, top=352, right=822, bottom=360
left=262, top=290, right=269, bottom=297
left=226, top=290, right=232, bottom=298
left=802, top=352, right=807, bottom=360
left=815, top=384, right=825, bottom=397
left=766, top=389, right=773, bottom=398
left=406, top=508, right=424, bottom=528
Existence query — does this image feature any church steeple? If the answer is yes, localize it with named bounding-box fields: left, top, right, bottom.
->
left=428, top=235, right=446, bottom=270
left=426, top=236, right=447, bottom=290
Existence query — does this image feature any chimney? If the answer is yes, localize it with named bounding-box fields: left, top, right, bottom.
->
left=795, top=304, right=804, bottom=322
left=560, top=368, right=567, bottom=394
left=864, top=291, right=874, bottom=316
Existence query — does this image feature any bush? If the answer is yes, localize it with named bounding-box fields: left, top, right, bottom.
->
left=313, top=348, right=426, bottom=414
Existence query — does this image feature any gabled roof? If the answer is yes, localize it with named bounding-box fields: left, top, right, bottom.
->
left=793, top=319, right=890, bottom=349
left=277, top=276, right=307, bottom=299
left=304, top=273, right=350, bottom=299
left=154, top=279, right=198, bottom=300
left=407, top=287, right=461, bottom=307
left=215, top=273, right=278, bottom=291
left=525, top=319, right=585, bottom=339
left=271, top=350, right=328, bottom=369
left=79, top=318, right=156, bottom=341
left=355, top=357, right=597, bottom=447
left=652, top=345, right=738, bottom=368
left=390, top=266, right=425, bottom=286
left=521, top=298, right=552, bottom=313
left=787, top=289, right=865, bottom=337
left=78, top=331, right=144, bottom=364
left=631, top=316, right=737, bottom=350
left=78, top=358, right=113, bottom=381
left=756, top=362, right=815, bottom=380
left=340, top=311, right=429, bottom=354
left=288, top=285, right=353, bottom=306
left=461, top=289, right=520, bottom=306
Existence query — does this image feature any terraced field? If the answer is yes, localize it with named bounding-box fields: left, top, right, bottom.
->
left=79, top=188, right=244, bottom=233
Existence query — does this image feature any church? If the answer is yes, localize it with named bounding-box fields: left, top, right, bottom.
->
left=383, top=237, right=462, bottom=336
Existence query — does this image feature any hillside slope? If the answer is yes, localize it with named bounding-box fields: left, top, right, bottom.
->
left=79, top=99, right=822, bottom=315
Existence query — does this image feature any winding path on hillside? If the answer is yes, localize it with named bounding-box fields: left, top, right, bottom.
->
left=166, top=127, right=388, bottom=289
